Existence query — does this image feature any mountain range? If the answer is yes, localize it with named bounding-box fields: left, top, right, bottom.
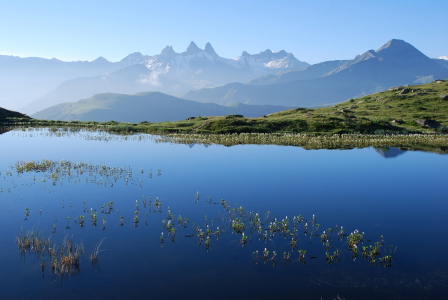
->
left=1, top=42, right=307, bottom=113
left=183, top=39, right=448, bottom=107
left=2, top=39, right=447, bottom=122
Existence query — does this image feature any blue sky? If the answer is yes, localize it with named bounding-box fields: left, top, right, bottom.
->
left=0, top=0, right=446, bottom=64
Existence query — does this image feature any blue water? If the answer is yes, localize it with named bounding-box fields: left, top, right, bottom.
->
left=0, top=128, right=447, bottom=299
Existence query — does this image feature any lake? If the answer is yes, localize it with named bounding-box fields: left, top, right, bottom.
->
left=1, top=128, right=447, bottom=299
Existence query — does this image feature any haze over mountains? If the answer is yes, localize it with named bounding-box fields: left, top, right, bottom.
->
left=1, top=42, right=308, bottom=113
left=183, top=40, right=448, bottom=107
left=32, top=92, right=292, bottom=123
left=1, top=39, right=447, bottom=123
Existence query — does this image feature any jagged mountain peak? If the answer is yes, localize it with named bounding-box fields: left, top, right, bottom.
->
left=239, top=49, right=290, bottom=60
left=161, top=46, right=176, bottom=56
left=204, top=42, right=217, bottom=56
left=185, top=41, right=202, bottom=54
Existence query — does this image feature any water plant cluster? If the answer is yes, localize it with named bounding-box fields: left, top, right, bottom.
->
left=5, top=156, right=396, bottom=282
left=16, top=229, right=102, bottom=279
left=14, top=188, right=395, bottom=273
left=190, top=199, right=396, bottom=267
left=154, top=132, right=448, bottom=151
left=11, top=159, right=154, bottom=187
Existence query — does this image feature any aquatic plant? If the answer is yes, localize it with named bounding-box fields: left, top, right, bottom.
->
left=90, top=238, right=106, bottom=268
left=16, top=229, right=88, bottom=279
left=163, top=197, right=395, bottom=267
left=12, top=159, right=149, bottom=188
left=102, top=217, right=107, bottom=230
left=298, top=249, right=307, bottom=264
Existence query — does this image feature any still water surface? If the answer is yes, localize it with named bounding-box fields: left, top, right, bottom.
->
left=0, top=128, right=447, bottom=299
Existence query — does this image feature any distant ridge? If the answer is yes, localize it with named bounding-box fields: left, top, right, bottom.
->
left=184, top=39, right=448, bottom=107
left=20, top=42, right=308, bottom=114
left=31, top=92, right=293, bottom=123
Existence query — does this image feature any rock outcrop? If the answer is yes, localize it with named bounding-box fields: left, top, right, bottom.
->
left=415, top=119, right=441, bottom=128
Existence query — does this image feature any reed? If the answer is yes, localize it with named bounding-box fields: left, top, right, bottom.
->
left=89, top=238, right=106, bottom=267
left=16, top=229, right=87, bottom=278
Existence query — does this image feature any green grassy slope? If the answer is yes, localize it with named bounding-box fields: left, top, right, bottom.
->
left=138, top=79, right=448, bottom=134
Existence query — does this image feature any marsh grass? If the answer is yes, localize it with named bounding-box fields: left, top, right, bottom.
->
left=6, top=126, right=448, bottom=153
left=9, top=156, right=395, bottom=269
left=89, top=238, right=106, bottom=267
left=16, top=230, right=88, bottom=278
left=10, top=159, right=154, bottom=188
left=154, top=132, right=448, bottom=152
left=16, top=225, right=110, bottom=278
left=8, top=149, right=398, bottom=275
left=154, top=196, right=395, bottom=267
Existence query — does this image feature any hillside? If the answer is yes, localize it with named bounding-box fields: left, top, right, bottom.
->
left=0, top=107, right=30, bottom=120
left=134, top=79, right=448, bottom=134
left=31, top=92, right=292, bottom=123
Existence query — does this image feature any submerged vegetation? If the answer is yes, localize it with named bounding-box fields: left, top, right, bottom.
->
left=7, top=159, right=395, bottom=279
left=10, top=159, right=154, bottom=187
left=10, top=164, right=395, bottom=277
left=16, top=229, right=100, bottom=279
left=17, top=195, right=396, bottom=276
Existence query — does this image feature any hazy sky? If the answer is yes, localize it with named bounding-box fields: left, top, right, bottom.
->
left=0, top=0, right=446, bottom=64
